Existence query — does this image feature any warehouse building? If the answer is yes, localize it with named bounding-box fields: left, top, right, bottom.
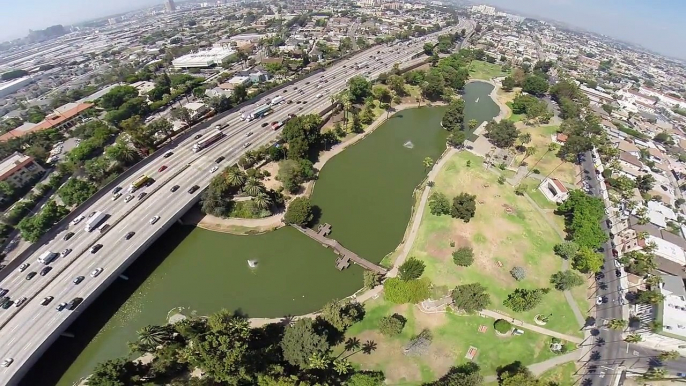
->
left=171, top=47, right=236, bottom=69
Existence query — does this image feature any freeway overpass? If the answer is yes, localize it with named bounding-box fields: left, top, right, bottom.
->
left=0, top=21, right=472, bottom=385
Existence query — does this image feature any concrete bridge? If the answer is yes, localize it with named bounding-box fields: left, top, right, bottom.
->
left=291, top=223, right=388, bottom=275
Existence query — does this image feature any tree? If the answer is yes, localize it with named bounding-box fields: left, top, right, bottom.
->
left=636, top=289, right=665, bottom=305
left=281, top=318, right=330, bottom=368
left=441, top=99, right=465, bottom=131
left=450, top=193, right=477, bottom=222
left=283, top=197, right=313, bottom=226
left=635, top=174, right=656, bottom=193
left=625, top=334, right=643, bottom=343
left=100, top=85, right=139, bottom=110
left=572, top=246, right=604, bottom=273
left=521, top=75, right=549, bottom=96
left=428, top=192, right=451, bottom=216
left=383, top=277, right=431, bottom=304
left=423, top=42, right=435, bottom=56
left=421, top=70, right=446, bottom=100
left=429, top=363, right=483, bottom=386
left=106, top=141, right=140, bottom=165
left=233, top=84, right=248, bottom=102
left=281, top=114, right=322, bottom=159
left=494, top=319, right=512, bottom=334
left=171, top=107, right=193, bottom=126
left=58, top=178, right=98, bottom=207
left=606, top=318, right=627, bottom=330
left=379, top=314, right=405, bottom=336
left=137, top=325, right=170, bottom=351
left=278, top=159, right=315, bottom=193
left=503, top=288, right=549, bottom=312
left=447, top=131, right=466, bottom=148
left=658, top=350, right=680, bottom=362
left=451, top=283, right=490, bottom=313
left=320, top=299, right=364, bottom=332
left=363, top=271, right=382, bottom=289
left=553, top=241, right=579, bottom=260
left=484, top=120, right=519, bottom=148
left=87, top=358, right=144, bottom=386
left=452, top=247, right=474, bottom=267
left=468, top=119, right=478, bottom=130
left=348, top=76, right=372, bottom=102
left=347, top=372, right=386, bottom=386
left=398, top=257, right=426, bottom=281
left=501, top=76, right=516, bottom=91
left=557, top=190, right=607, bottom=249
left=510, top=266, right=526, bottom=281
left=550, top=270, right=584, bottom=291
left=642, top=367, right=667, bottom=381
left=500, top=366, right=543, bottom=386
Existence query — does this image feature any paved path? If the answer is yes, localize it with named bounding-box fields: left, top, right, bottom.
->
left=482, top=351, right=580, bottom=383
left=478, top=309, right=583, bottom=344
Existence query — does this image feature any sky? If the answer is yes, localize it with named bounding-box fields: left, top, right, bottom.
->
left=482, top=0, right=686, bottom=59
left=0, top=0, right=685, bottom=59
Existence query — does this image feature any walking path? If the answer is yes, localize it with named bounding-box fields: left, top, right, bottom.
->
left=479, top=309, right=583, bottom=344
left=482, top=351, right=580, bottom=383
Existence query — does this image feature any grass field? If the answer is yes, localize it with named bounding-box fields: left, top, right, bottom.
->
left=409, top=151, right=584, bottom=337
left=539, top=361, right=578, bottom=385
left=344, top=298, right=558, bottom=384
left=469, top=60, right=509, bottom=80
left=515, top=124, right=578, bottom=185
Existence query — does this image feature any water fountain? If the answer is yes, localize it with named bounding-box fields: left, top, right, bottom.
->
left=247, top=259, right=258, bottom=268
left=403, top=141, right=414, bottom=149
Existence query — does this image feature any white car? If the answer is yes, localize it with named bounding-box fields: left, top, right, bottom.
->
left=245, top=131, right=253, bottom=137
left=71, top=215, right=85, bottom=225
left=124, top=195, right=134, bottom=203
left=243, top=142, right=251, bottom=148
left=1, top=358, right=13, bottom=367
left=596, top=296, right=603, bottom=305
left=90, top=268, right=104, bottom=277
left=150, top=216, right=160, bottom=225
left=18, top=263, right=29, bottom=272
left=210, top=166, right=219, bottom=173
left=614, top=259, right=622, bottom=268
left=112, top=192, right=122, bottom=201
left=61, top=249, right=72, bottom=257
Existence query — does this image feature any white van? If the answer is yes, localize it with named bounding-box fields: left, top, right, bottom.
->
left=316, top=94, right=323, bottom=99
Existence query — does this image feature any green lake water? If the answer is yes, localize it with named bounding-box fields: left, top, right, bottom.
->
left=23, top=82, right=500, bottom=386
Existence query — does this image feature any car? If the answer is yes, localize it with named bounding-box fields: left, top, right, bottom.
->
left=163, top=151, right=173, bottom=158
left=210, top=166, right=219, bottom=173
left=305, top=81, right=310, bottom=84
left=112, top=187, right=122, bottom=195
left=298, top=107, right=303, bottom=111
left=0, top=289, right=7, bottom=297
left=595, top=272, right=605, bottom=280
left=194, top=134, right=203, bottom=140
left=243, top=142, right=250, bottom=148
left=150, top=216, right=160, bottom=225
left=612, top=249, right=618, bottom=258
left=296, top=100, right=302, bottom=104
left=39, top=266, right=52, bottom=276
left=18, top=263, right=29, bottom=272
left=91, top=268, right=104, bottom=277
left=188, top=185, right=199, bottom=194
left=61, top=249, right=72, bottom=257
left=170, top=185, right=180, bottom=192
left=294, top=86, right=298, bottom=90
left=138, top=192, right=147, bottom=200
left=287, top=100, right=293, bottom=104
left=15, top=297, right=27, bottom=307
left=615, top=269, right=622, bottom=278
left=125, top=195, right=134, bottom=202
left=596, top=296, right=603, bottom=305
left=63, top=232, right=75, bottom=241
left=215, top=156, right=225, bottom=163
left=271, top=121, right=278, bottom=126
left=158, top=165, right=168, bottom=172
left=245, top=131, right=253, bottom=137
left=1, top=358, right=13, bottom=367
left=71, top=215, right=85, bottom=225
left=90, top=244, right=103, bottom=253
left=56, top=302, right=67, bottom=311
left=41, top=296, right=54, bottom=306
left=261, top=122, right=269, bottom=127
left=112, top=192, right=122, bottom=201
left=67, top=297, right=83, bottom=310
left=125, top=231, right=135, bottom=240
left=283, top=89, right=288, bottom=93
left=614, top=259, right=622, bottom=268
left=88, top=211, right=97, bottom=218
left=0, top=297, right=11, bottom=308
left=73, top=276, right=85, bottom=284
left=26, top=271, right=37, bottom=280
left=677, top=372, right=686, bottom=378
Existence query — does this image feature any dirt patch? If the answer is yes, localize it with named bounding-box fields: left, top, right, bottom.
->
left=321, top=110, right=345, bottom=131
left=353, top=331, right=422, bottom=384
left=426, top=230, right=455, bottom=262
left=413, top=309, right=448, bottom=331
left=260, top=161, right=281, bottom=191
left=502, top=204, right=515, bottom=215
left=426, top=342, right=460, bottom=379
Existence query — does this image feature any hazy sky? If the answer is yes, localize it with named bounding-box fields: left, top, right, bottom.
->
left=483, top=0, right=686, bottom=59
left=0, top=0, right=685, bottom=59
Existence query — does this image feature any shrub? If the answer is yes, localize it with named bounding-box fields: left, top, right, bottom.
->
left=399, top=257, right=425, bottom=281
left=498, top=176, right=506, bottom=184
left=451, top=283, right=490, bottom=313
left=428, top=192, right=451, bottom=216
left=384, top=277, right=431, bottom=304
left=510, top=266, right=526, bottom=281
left=452, top=247, right=474, bottom=267
left=379, top=314, right=405, bottom=336
left=494, top=319, right=512, bottom=334
left=533, top=168, right=540, bottom=174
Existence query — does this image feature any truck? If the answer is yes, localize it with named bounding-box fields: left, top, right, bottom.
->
left=193, top=129, right=224, bottom=152
left=270, top=96, right=284, bottom=106
left=248, top=105, right=272, bottom=121
left=37, top=251, right=59, bottom=265
left=356, top=62, right=366, bottom=70
left=85, top=211, right=108, bottom=232
left=129, top=175, right=150, bottom=193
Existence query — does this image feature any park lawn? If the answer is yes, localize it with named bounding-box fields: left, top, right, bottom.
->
left=469, top=60, right=509, bottom=80
left=344, top=298, right=557, bottom=385
left=409, top=151, right=582, bottom=337
left=538, top=361, right=578, bottom=385
left=515, top=124, right=578, bottom=186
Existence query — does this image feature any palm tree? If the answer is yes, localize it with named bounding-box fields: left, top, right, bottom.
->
left=252, top=192, right=272, bottom=210
left=518, top=132, right=532, bottom=146
left=520, top=146, right=537, bottom=165
left=606, top=318, right=628, bottom=331
left=308, top=352, right=330, bottom=369
left=647, top=320, right=663, bottom=333
left=468, top=119, right=479, bottom=130
left=362, top=340, right=377, bottom=354
left=225, top=168, right=246, bottom=187
left=106, top=142, right=139, bottom=164
left=645, top=275, right=663, bottom=289
left=244, top=177, right=264, bottom=197
left=624, top=334, right=642, bottom=343
left=525, top=142, right=558, bottom=178
left=658, top=350, right=680, bottom=362
left=642, top=367, right=666, bottom=380
left=423, top=157, right=434, bottom=169
left=332, top=358, right=352, bottom=375
left=137, top=325, right=169, bottom=349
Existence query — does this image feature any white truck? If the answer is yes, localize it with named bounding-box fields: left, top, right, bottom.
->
left=270, top=96, right=284, bottom=106
left=85, top=211, right=108, bottom=232
left=37, top=251, right=59, bottom=265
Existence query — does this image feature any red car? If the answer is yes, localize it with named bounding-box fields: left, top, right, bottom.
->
left=158, top=165, right=167, bottom=172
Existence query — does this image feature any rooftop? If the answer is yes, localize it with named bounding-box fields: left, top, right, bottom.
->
left=0, top=152, right=35, bottom=180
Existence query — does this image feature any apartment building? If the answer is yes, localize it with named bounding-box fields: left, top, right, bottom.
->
left=0, top=152, right=45, bottom=203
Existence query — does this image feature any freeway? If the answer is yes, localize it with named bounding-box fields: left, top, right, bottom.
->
left=0, top=21, right=472, bottom=385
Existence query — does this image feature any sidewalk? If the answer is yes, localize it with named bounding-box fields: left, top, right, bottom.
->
left=479, top=309, right=583, bottom=344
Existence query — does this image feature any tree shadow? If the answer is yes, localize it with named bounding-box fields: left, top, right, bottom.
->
left=496, top=360, right=524, bottom=381
left=309, top=205, right=323, bottom=227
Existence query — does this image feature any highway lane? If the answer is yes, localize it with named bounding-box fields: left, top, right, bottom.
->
left=0, top=22, right=471, bottom=382
left=0, top=35, right=434, bottom=318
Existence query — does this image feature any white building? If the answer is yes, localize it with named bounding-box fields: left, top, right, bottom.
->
left=0, top=76, right=34, bottom=98
left=538, top=177, right=569, bottom=203
left=171, top=47, right=236, bottom=69
left=471, top=4, right=496, bottom=15
left=647, top=235, right=686, bottom=266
